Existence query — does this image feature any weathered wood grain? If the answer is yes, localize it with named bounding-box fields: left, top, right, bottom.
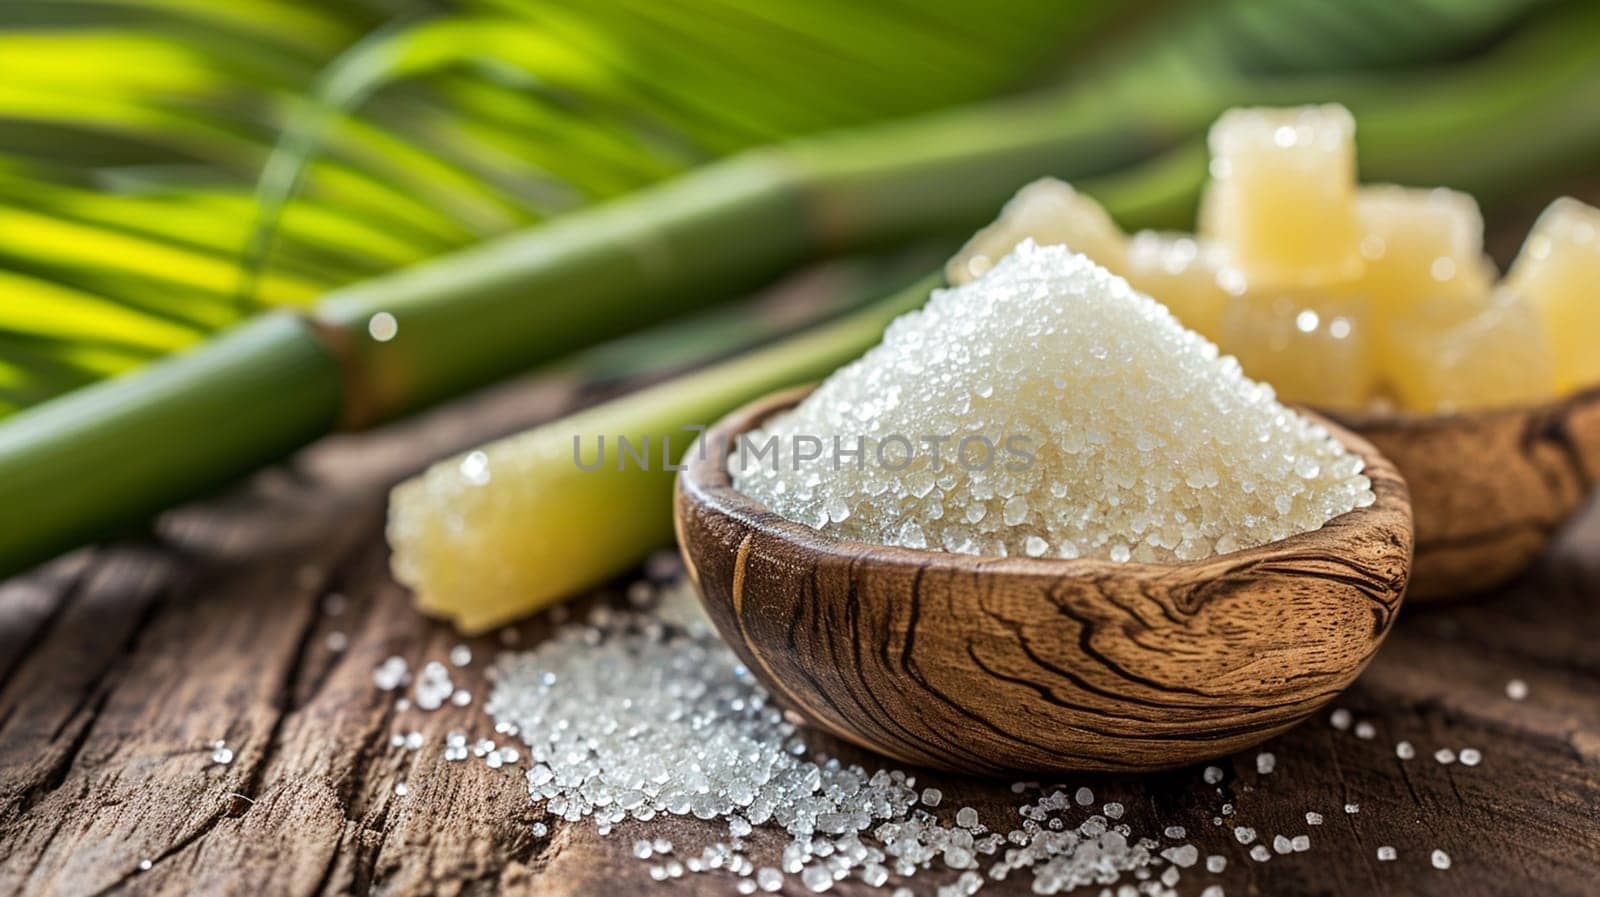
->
left=1332, top=384, right=1600, bottom=602
left=677, top=387, right=1413, bottom=775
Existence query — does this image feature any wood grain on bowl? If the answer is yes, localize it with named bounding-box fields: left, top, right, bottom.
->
left=1329, top=385, right=1600, bottom=602
left=675, top=386, right=1413, bottom=775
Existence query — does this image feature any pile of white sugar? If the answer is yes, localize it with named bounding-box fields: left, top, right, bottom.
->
left=732, top=242, right=1374, bottom=563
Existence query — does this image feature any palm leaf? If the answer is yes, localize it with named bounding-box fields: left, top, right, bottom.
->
left=0, top=0, right=1129, bottom=409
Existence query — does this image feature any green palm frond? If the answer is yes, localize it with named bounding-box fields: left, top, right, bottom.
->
left=0, top=0, right=1130, bottom=411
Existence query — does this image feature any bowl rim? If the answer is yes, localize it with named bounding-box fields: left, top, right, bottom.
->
left=678, top=384, right=1413, bottom=580
left=1321, top=382, right=1600, bottom=432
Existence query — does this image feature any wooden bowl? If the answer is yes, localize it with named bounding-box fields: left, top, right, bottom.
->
left=675, top=386, right=1413, bottom=775
left=1326, top=385, right=1600, bottom=603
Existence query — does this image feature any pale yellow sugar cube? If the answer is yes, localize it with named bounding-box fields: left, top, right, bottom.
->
left=1352, top=185, right=1495, bottom=311
left=947, top=178, right=1126, bottom=284
left=1218, top=288, right=1377, bottom=409
left=1122, top=231, right=1238, bottom=338
left=1199, top=105, right=1363, bottom=286
left=1382, top=289, right=1554, bottom=412
left=1504, top=197, right=1600, bottom=391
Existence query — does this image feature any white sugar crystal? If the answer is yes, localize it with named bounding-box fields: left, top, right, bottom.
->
left=1330, top=708, right=1352, bottom=730
left=1250, top=845, right=1272, bottom=863
left=1291, top=835, right=1310, bottom=852
left=1234, top=826, right=1256, bottom=844
left=1306, top=812, right=1323, bottom=825
left=450, top=644, right=473, bottom=667
left=374, top=656, right=409, bottom=691
left=1459, top=748, right=1482, bottom=767
left=1377, top=846, right=1397, bottom=861
left=1256, top=752, right=1276, bottom=774
left=1206, top=855, right=1227, bottom=873
left=1160, top=844, right=1198, bottom=868
left=1396, top=741, right=1415, bottom=760
left=922, top=787, right=943, bottom=807
left=1506, top=679, right=1529, bottom=701
left=1203, top=766, right=1224, bottom=785
left=1435, top=748, right=1457, bottom=765
left=1164, top=826, right=1187, bottom=839
left=1432, top=849, right=1452, bottom=870
left=1354, top=722, right=1376, bottom=740
left=733, top=244, right=1373, bottom=563
left=1272, top=835, right=1293, bottom=854
left=1344, top=803, right=1360, bottom=814
left=1201, top=887, right=1225, bottom=897
left=482, top=578, right=1177, bottom=896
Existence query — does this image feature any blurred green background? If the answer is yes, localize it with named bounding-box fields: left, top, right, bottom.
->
left=5, top=0, right=1594, bottom=416
left=1, top=0, right=1598, bottom=581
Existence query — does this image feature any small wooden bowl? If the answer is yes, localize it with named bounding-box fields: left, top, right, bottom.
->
left=675, top=386, right=1412, bottom=775
left=1326, top=386, right=1600, bottom=603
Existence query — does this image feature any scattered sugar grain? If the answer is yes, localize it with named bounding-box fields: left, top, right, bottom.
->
left=1204, top=765, right=1224, bottom=785
left=1206, top=855, right=1226, bottom=873
left=1354, top=722, right=1376, bottom=740
left=1330, top=708, right=1353, bottom=730
left=1435, top=748, right=1457, bottom=765
left=1256, top=752, right=1275, bottom=774
left=482, top=581, right=1183, bottom=895
left=1506, top=679, right=1528, bottom=701
left=1459, top=748, right=1482, bottom=766
left=1345, top=803, right=1360, bottom=814
left=1305, top=812, right=1323, bottom=825
left=1395, top=741, right=1415, bottom=760
left=1377, top=846, right=1397, bottom=862
left=1160, top=844, right=1198, bottom=868
left=1249, top=845, right=1272, bottom=863
left=1432, top=849, right=1452, bottom=870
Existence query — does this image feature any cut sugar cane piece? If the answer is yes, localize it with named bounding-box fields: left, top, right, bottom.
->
left=1199, top=105, right=1363, bottom=287
left=1122, top=231, right=1238, bottom=338
left=386, top=275, right=937, bottom=632
left=1504, top=197, right=1600, bottom=391
left=1218, top=287, right=1377, bottom=410
left=1351, top=185, right=1495, bottom=313
left=1382, top=289, right=1553, bottom=412
left=946, top=178, right=1126, bottom=284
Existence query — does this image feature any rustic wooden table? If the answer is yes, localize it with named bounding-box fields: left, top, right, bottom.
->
left=1, top=354, right=1596, bottom=897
